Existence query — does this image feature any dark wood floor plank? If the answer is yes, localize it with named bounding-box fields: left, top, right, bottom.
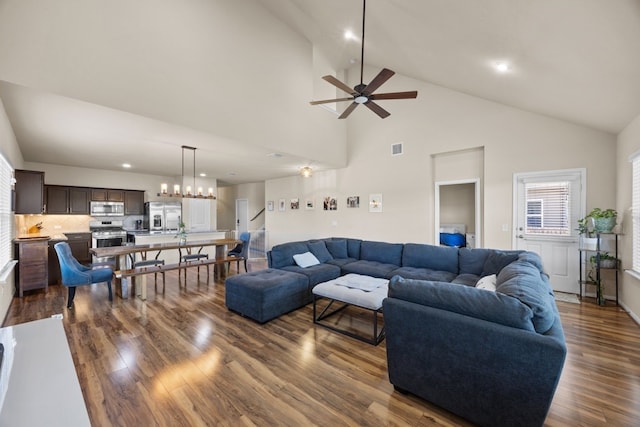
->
left=4, top=260, right=640, bottom=426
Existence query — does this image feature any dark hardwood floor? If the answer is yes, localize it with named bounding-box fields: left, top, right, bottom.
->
left=4, top=261, right=640, bottom=426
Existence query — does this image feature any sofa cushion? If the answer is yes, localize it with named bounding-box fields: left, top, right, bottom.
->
left=270, top=241, right=310, bottom=269
left=451, top=273, right=480, bottom=287
left=475, top=274, right=497, bottom=291
left=346, top=238, right=362, bottom=259
left=325, top=239, right=348, bottom=259
left=390, top=266, right=457, bottom=282
left=281, top=263, right=341, bottom=287
left=308, top=241, right=333, bottom=263
left=481, top=250, right=520, bottom=277
left=458, top=248, right=493, bottom=275
left=496, top=254, right=557, bottom=334
left=293, top=252, right=320, bottom=268
left=388, top=276, right=535, bottom=332
left=360, top=240, right=403, bottom=265
left=341, top=260, right=400, bottom=279
left=402, top=243, right=458, bottom=274
left=326, top=258, right=358, bottom=267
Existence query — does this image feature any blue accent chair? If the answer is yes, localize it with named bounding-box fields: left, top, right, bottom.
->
left=54, top=242, right=113, bottom=308
left=228, top=232, right=251, bottom=272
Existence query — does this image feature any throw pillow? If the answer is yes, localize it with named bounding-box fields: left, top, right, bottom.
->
left=325, top=239, right=348, bottom=259
left=308, top=241, right=333, bottom=263
left=475, top=274, right=497, bottom=291
left=481, top=250, right=519, bottom=277
left=293, top=252, right=320, bottom=268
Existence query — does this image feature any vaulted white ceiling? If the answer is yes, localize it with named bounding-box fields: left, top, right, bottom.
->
left=1, top=0, right=639, bottom=184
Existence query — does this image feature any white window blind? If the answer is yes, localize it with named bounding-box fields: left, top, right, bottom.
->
left=631, top=154, right=640, bottom=273
left=525, top=182, right=570, bottom=236
left=0, top=152, right=13, bottom=272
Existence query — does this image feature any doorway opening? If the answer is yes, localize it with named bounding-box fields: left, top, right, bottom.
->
left=434, top=179, right=481, bottom=248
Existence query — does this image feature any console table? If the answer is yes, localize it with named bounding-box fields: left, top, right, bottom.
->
left=0, top=318, right=90, bottom=426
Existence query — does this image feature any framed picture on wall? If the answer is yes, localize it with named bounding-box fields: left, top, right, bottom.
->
left=267, top=200, right=274, bottom=211
left=278, top=199, right=286, bottom=211
left=369, top=193, right=383, bottom=213
left=323, top=196, right=337, bottom=211
left=305, top=199, right=315, bottom=210
left=290, top=198, right=299, bottom=210
left=347, top=196, right=360, bottom=208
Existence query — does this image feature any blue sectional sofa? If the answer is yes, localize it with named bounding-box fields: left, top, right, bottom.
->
left=225, top=237, right=566, bottom=426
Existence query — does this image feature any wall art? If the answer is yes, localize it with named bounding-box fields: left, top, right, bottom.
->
left=369, top=193, right=383, bottom=213
left=290, top=198, right=299, bottom=210
left=347, top=196, right=360, bottom=208
left=323, top=196, right=337, bottom=211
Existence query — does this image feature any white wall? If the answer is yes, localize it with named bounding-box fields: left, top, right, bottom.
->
left=616, top=112, right=640, bottom=321
left=0, top=97, right=23, bottom=323
left=217, top=182, right=265, bottom=231
left=265, top=69, right=617, bottom=250
left=0, top=0, right=346, bottom=169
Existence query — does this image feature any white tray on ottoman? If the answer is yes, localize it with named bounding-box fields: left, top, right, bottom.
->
left=312, top=273, right=389, bottom=345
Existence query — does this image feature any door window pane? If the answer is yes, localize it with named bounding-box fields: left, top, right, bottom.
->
left=525, top=182, right=570, bottom=236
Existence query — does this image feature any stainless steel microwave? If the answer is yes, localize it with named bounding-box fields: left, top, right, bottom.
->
left=90, top=201, right=125, bottom=216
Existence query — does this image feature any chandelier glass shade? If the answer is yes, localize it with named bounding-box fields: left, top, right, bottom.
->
left=158, top=145, right=216, bottom=199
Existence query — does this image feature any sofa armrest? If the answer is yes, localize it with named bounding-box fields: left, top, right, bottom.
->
left=383, top=297, right=566, bottom=427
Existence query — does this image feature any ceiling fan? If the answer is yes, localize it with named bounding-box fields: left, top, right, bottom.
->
left=310, top=0, right=418, bottom=119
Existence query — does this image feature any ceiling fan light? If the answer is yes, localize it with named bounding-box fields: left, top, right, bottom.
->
left=300, top=166, right=313, bottom=178
left=355, top=95, right=368, bottom=104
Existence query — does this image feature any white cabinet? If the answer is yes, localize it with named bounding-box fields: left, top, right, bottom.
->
left=185, top=198, right=214, bottom=232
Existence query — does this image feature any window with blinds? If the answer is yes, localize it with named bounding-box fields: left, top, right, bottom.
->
left=524, top=182, right=570, bottom=236
left=631, top=153, right=640, bottom=273
left=0, top=152, right=13, bottom=272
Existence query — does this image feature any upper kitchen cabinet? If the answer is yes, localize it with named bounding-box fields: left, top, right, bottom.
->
left=14, top=169, right=44, bottom=214
left=124, top=191, right=145, bottom=215
left=45, top=186, right=91, bottom=214
left=92, top=188, right=124, bottom=202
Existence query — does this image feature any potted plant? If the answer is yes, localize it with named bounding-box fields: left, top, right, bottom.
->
left=175, top=221, right=188, bottom=243
left=589, top=252, right=618, bottom=269
left=587, top=208, right=617, bottom=233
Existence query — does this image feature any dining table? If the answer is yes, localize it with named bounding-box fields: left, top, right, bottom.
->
left=90, top=238, right=240, bottom=299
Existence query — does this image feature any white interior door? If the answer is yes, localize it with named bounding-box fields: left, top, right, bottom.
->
left=236, top=199, right=248, bottom=234
left=513, top=169, right=585, bottom=294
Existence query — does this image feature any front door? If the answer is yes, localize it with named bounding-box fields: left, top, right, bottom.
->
left=514, top=169, right=585, bottom=294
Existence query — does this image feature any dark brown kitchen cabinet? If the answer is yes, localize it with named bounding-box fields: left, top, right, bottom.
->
left=92, top=189, right=124, bottom=202
left=124, top=190, right=145, bottom=215
left=15, top=237, right=49, bottom=296
left=45, top=186, right=69, bottom=214
left=45, top=186, right=90, bottom=214
left=14, top=169, right=44, bottom=214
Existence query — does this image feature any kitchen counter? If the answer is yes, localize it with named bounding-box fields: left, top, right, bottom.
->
left=125, top=229, right=230, bottom=236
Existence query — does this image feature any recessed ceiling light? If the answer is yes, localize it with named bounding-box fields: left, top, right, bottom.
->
left=199, top=173, right=207, bottom=177
left=344, top=30, right=357, bottom=41
left=493, top=61, right=511, bottom=73
left=122, top=163, right=131, bottom=168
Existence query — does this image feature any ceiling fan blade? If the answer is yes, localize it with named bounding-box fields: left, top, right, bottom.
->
left=338, top=102, right=359, bottom=119
left=362, top=68, right=395, bottom=96
left=322, top=75, right=356, bottom=95
left=364, top=101, right=390, bottom=119
left=370, top=90, right=418, bottom=100
left=309, top=97, right=353, bottom=105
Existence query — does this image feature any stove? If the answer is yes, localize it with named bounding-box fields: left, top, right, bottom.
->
left=90, top=221, right=126, bottom=263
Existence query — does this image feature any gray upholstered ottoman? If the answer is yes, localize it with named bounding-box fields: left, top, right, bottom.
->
left=225, top=268, right=310, bottom=323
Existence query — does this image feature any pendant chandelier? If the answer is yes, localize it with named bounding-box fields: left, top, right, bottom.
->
left=158, top=145, right=216, bottom=199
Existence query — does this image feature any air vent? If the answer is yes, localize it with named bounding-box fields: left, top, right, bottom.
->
left=391, top=143, right=403, bottom=156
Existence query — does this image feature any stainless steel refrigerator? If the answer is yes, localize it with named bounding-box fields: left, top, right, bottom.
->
left=144, top=201, right=182, bottom=233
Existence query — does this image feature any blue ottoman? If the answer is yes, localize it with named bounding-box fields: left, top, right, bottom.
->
left=225, top=268, right=310, bottom=323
